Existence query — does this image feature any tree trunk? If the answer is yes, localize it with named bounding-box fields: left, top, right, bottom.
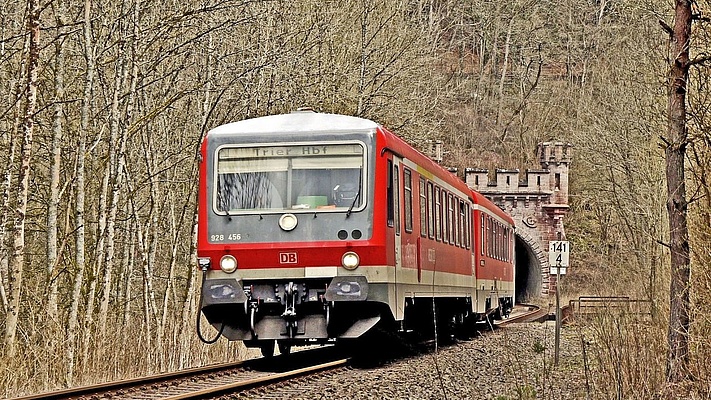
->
left=0, top=108, right=19, bottom=318
left=180, top=201, right=199, bottom=368
left=0, top=18, right=28, bottom=319
left=5, top=0, right=40, bottom=357
left=67, top=0, right=93, bottom=385
left=47, top=0, right=67, bottom=325
left=93, top=19, right=128, bottom=354
left=664, top=0, right=692, bottom=385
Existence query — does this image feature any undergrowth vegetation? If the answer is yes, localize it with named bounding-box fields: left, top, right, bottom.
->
left=0, top=0, right=709, bottom=398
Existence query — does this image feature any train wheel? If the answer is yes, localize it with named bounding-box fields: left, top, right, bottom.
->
left=260, top=340, right=275, bottom=358
left=278, top=341, right=292, bottom=355
left=493, top=304, right=503, bottom=320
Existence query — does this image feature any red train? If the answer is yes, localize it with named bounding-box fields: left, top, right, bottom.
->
left=197, top=110, right=514, bottom=356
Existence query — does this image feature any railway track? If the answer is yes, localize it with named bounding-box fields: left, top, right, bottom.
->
left=13, top=305, right=547, bottom=400
left=10, top=347, right=349, bottom=400
left=497, top=303, right=549, bottom=326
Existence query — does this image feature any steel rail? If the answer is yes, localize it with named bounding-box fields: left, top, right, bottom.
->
left=9, top=360, right=249, bottom=400
left=163, top=359, right=349, bottom=400
left=497, top=303, right=548, bottom=326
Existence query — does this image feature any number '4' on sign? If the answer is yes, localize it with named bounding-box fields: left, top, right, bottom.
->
left=548, top=241, right=570, bottom=267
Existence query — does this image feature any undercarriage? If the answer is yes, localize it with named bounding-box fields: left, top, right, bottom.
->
left=200, top=276, right=383, bottom=356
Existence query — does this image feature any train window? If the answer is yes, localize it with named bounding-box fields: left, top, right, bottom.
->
left=215, top=143, right=364, bottom=214
left=459, top=201, right=466, bottom=248
left=480, top=214, right=484, bottom=256
left=387, top=160, right=394, bottom=228
left=508, top=228, right=512, bottom=262
left=494, top=222, right=501, bottom=260
left=498, top=223, right=502, bottom=260
left=427, top=182, right=434, bottom=238
left=404, top=168, right=413, bottom=233
left=394, top=163, right=400, bottom=236
left=435, top=187, right=441, bottom=241
left=464, top=203, right=473, bottom=249
left=447, top=193, right=457, bottom=244
left=487, top=216, right=492, bottom=257
left=454, top=198, right=461, bottom=247
left=498, top=223, right=503, bottom=260
left=500, top=223, right=504, bottom=260
left=442, top=191, right=449, bottom=244
left=499, top=224, right=503, bottom=260
left=492, top=221, right=496, bottom=259
left=419, top=177, right=427, bottom=237
left=492, top=220, right=496, bottom=258
left=505, top=226, right=508, bottom=260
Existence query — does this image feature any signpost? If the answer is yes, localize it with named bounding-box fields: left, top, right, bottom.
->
left=549, top=240, right=569, bottom=274
left=549, top=240, right=570, bottom=366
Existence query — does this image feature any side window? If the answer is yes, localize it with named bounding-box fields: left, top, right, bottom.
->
left=480, top=214, right=485, bottom=255
left=466, top=204, right=472, bottom=250
left=419, top=177, right=427, bottom=237
left=404, top=168, right=413, bottom=233
left=496, top=221, right=500, bottom=259
left=435, top=187, right=442, bottom=241
left=487, top=216, right=492, bottom=257
left=448, top=193, right=454, bottom=245
left=497, top=223, right=501, bottom=260
left=427, top=182, right=434, bottom=238
left=387, top=160, right=394, bottom=228
left=442, top=191, right=449, bottom=244
left=458, top=200, right=465, bottom=248
left=394, top=163, right=400, bottom=236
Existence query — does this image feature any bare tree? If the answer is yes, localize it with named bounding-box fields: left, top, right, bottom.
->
left=659, top=0, right=711, bottom=385
left=4, top=0, right=40, bottom=357
left=67, top=0, right=94, bottom=384
left=0, top=5, right=27, bottom=320
left=46, top=0, right=67, bottom=326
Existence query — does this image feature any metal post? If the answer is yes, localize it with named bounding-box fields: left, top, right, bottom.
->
left=554, top=263, right=561, bottom=366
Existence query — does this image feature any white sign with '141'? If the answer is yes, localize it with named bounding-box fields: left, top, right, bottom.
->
left=549, top=240, right=570, bottom=274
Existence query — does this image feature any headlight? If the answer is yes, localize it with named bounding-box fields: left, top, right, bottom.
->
left=341, top=251, right=360, bottom=270
left=197, top=257, right=211, bottom=270
left=220, top=255, right=238, bottom=273
left=279, top=213, right=298, bottom=231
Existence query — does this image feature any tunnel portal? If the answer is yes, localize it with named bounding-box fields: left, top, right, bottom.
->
left=465, top=142, right=572, bottom=296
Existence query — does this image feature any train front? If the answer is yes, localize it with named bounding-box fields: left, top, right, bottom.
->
left=196, top=112, right=385, bottom=355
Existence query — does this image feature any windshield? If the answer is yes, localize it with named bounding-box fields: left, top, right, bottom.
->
left=215, top=143, right=365, bottom=214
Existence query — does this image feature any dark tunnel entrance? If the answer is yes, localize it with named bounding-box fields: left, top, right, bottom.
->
left=515, top=235, right=542, bottom=303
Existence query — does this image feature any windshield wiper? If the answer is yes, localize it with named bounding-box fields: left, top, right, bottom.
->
left=346, top=168, right=363, bottom=218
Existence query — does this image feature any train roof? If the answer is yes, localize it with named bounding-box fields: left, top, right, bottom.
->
left=471, top=191, right=514, bottom=225
left=376, top=123, right=514, bottom=226
left=209, top=111, right=514, bottom=227
left=208, top=111, right=379, bottom=136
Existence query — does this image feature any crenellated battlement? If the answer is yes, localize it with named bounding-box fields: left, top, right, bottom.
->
left=464, top=168, right=553, bottom=193
left=538, top=141, right=573, bottom=167
left=464, top=142, right=572, bottom=207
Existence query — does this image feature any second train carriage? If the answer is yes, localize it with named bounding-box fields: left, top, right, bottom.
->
left=196, top=110, right=514, bottom=355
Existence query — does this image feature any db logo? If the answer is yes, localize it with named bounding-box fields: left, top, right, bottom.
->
left=279, top=252, right=298, bottom=264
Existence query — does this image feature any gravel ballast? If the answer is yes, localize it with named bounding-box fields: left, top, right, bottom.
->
left=240, top=322, right=589, bottom=400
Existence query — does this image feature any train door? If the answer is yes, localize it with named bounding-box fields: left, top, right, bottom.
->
left=392, top=157, right=403, bottom=319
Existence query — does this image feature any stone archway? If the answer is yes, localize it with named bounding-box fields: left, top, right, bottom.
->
left=514, top=231, right=544, bottom=302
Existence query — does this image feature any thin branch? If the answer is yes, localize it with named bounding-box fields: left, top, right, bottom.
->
left=659, top=19, right=674, bottom=36
left=689, top=53, right=711, bottom=66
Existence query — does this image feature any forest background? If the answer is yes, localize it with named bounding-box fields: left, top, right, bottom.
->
left=0, top=0, right=709, bottom=398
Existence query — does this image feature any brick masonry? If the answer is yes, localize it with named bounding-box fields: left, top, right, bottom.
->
left=464, top=142, right=572, bottom=295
